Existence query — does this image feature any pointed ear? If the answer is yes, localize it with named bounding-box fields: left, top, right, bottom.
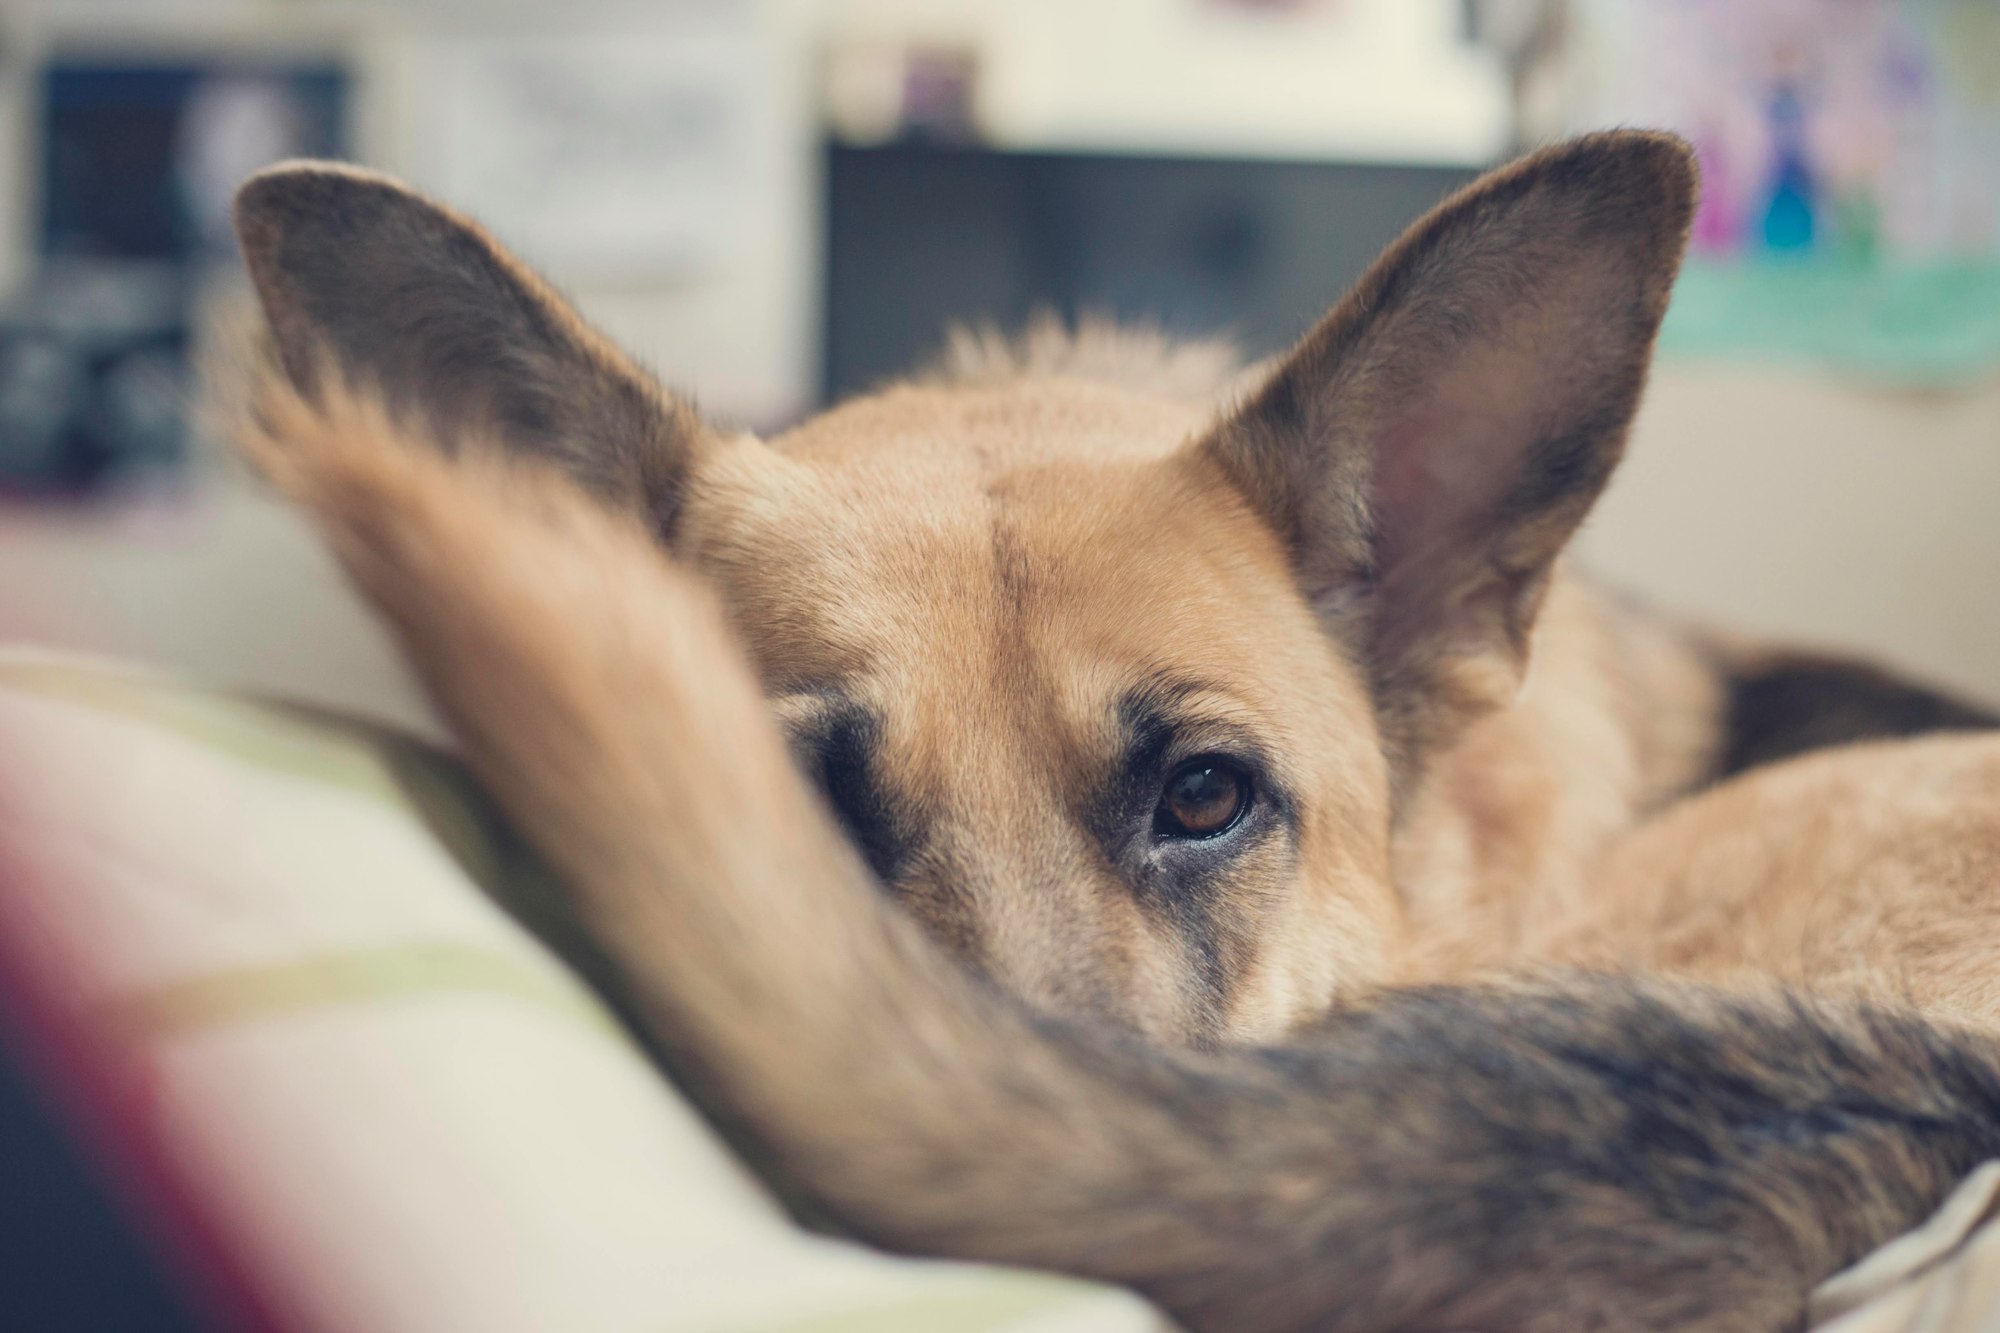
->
left=233, top=161, right=714, bottom=534
left=1195, top=131, right=1696, bottom=769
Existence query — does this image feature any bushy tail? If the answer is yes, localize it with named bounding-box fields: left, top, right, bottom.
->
left=237, top=373, right=2000, bottom=1333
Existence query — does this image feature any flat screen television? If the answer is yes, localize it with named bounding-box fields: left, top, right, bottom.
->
left=822, top=141, right=1475, bottom=403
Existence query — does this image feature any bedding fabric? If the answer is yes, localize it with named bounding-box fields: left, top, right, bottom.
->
left=0, top=649, right=1990, bottom=1332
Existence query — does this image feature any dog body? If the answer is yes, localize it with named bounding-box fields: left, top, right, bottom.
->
left=226, top=133, right=2000, bottom=1328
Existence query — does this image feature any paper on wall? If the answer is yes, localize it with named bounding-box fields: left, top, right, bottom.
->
left=410, top=19, right=759, bottom=281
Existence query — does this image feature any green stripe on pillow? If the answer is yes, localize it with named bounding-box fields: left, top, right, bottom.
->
left=0, top=655, right=406, bottom=804
left=100, top=941, right=621, bottom=1043
left=721, top=1276, right=1150, bottom=1333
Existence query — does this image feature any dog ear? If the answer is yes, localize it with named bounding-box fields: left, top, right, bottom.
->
left=1194, top=131, right=1696, bottom=770
left=233, top=161, right=714, bottom=534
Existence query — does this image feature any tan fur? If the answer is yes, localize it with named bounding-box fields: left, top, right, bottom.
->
left=1549, top=733, right=2000, bottom=1025
left=1393, top=575, right=1725, bottom=977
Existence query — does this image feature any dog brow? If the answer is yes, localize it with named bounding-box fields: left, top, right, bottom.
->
left=1130, top=669, right=1237, bottom=706
left=1118, top=674, right=1265, bottom=760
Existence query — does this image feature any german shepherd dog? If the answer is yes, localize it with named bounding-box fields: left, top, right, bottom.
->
left=227, top=132, right=2000, bottom=1331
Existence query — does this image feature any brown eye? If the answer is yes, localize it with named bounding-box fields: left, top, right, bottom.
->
left=1155, top=758, right=1249, bottom=839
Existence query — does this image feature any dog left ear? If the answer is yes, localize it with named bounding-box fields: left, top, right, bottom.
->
left=233, top=161, right=716, bottom=536
left=1193, top=131, right=1695, bottom=770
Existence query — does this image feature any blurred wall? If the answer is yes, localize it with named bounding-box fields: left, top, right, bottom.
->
left=0, top=0, right=1996, bottom=734
left=1587, top=366, right=2000, bottom=704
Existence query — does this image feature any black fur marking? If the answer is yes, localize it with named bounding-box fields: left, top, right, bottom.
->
left=1717, top=652, right=1999, bottom=782
left=1094, top=679, right=1300, bottom=1027
left=1104, top=691, right=1229, bottom=1014
left=234, top=166, right=696, bottom=527
left=781, top=691, right=922, bottom=885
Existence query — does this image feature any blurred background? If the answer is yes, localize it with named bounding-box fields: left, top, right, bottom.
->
left=0, top=0, right=1996, bottom=734
left=0, top=2, right=1996, bottom=1328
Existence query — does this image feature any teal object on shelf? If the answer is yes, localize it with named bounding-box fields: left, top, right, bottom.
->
left=1659, top=258, right=2000, bottom=385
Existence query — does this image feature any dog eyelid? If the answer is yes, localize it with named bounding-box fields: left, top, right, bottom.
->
left=770, top=686, right=859, bottom=742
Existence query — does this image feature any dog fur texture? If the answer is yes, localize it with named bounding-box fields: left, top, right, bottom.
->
left=226, top=132, right=2000, bottom=1330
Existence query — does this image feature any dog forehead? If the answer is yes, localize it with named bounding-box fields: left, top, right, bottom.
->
left=690, top=441, right=1323, bottom=735
left=688, top=381, right=1200, bottom=609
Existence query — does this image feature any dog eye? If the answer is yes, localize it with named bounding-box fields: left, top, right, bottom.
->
left=1154, top=758, right=1249, bottom=839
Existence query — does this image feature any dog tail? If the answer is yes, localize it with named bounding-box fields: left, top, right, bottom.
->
left=236, top=375, right=2000, bottom=1333
left=1696, top=628, right=2000, bottom=782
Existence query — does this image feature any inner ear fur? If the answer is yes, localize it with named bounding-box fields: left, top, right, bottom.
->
left=1195, top=130, right=1697, bottom=771
left=233, top=160, right=713, bottom=534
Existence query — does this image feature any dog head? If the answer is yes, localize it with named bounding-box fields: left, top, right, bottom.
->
left=235, top=133, right=1694, bottom=1045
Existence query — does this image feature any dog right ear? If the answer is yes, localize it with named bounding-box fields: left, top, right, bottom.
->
left=233, top=161, right=716, bottom=536
left=1192, top=131, right=1695, bottom=778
